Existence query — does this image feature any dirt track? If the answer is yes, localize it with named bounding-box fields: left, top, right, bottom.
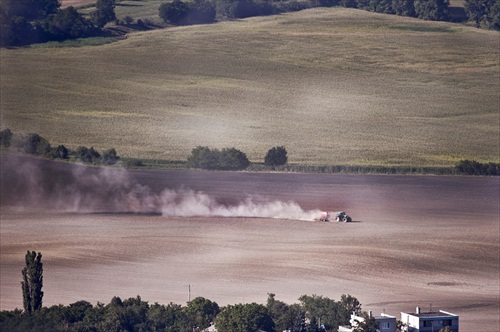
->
left=1, top=154, right=499, bottom=331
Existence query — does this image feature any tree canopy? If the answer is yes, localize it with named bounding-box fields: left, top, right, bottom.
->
left=21, top=251, right=44, bottom=315
left=214, top=303, right=275, bottom=332
left=187, top=146, right=250, bottom=170
left=264, top=146, right=288, bottom=168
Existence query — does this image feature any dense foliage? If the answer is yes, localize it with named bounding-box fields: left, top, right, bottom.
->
left=0, top=0, right=111, bottom=46
left=264, top=146, right=288, bottom=168
left=91, top=0, right=116, bottom=28
left=187, top=146, right=250, bottom=170
left=215, top=303, right=274, bottom=332
left=455, top=159, right=499, bottom=175
left=21, top=251, right=44, bottom=315
left=157, top=0, right=499, bottom=29
left=0, top=129, right=120, bottom=165
left=0, top=293, right=365, bottom=332
left=464, top=0, right=500, bottom=28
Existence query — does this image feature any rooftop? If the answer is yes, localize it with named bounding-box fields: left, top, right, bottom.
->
left=403, top=310, right=458, bottom=318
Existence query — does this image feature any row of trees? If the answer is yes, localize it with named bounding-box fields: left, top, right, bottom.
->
left=3, top=251, right=373, bottom=331
left=187, top=145, right=288, bottom=170
left=351, top=0, right=497, bottom=26
left=0, top=293, right=369, bottom=332
left=0, top=0, right=117, bottom=46
left=158, top=0, right=498, bottom=29
left=455, top=159, right=499, bottom=176
left=464, top=0, right=500, bottom=29
left=0, top=128, right=120, bottom=165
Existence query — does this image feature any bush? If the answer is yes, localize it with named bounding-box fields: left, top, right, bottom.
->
left=456, top=159, right=499, bottom=176
left=0, top=128, right=13, bottom=148
left=159, top=0, right=190, bottom=24
left=102, top=148, right=120, bottom=165
left=187, top=146, right=250, bottom=170
left=76, top=146, right=101, bottom=163
left=41, top=7, right=96, bottom=41
left=13, top=133, right=52, bottom=155
left=46, top=145, right=69, bottom=159
left=264, top=146, right=288, bottom=168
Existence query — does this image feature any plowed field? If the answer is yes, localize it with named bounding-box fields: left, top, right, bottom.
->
left=1, top=154, right=498, bottom=331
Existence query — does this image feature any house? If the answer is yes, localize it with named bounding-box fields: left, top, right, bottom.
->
left=338, top=311, right=397, bottom=332
left=401, top=307, right=459, bottom=332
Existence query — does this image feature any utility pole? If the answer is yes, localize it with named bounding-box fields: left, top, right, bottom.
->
left=188, top=284, right=191, bottom=303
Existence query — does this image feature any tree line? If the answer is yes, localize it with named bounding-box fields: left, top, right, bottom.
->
left=158, top=0, right=499, bottom=29
left=0, top=294, right=375, bottom=332
left=0, top=128, right=120, bottom=165
left=3, top=251, right=382, bottom=331
left=0, top=0, right=117, bottom=46
left=1, top=0, right=498, bottom=47
left=187, top=145, right=287, bottom=170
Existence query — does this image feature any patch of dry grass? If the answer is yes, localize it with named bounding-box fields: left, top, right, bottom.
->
left=1, top=8, right=498, bottom=166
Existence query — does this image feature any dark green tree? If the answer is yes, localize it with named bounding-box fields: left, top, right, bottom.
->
left=102, top=148, right=120, bottom=165
left=0, top=128, right=13, bottom=147
left=42, top=6, right=96, bottom=40
left=264, top=146, right=288, bottom=168
left=215, top=0, right=261, bottom=19
left=215, top=303, right=275, bottom=332
left=185, top=297, right=220, bottom=329
left=414, top=0, right=450, bottom=20
left=91, top=0, right=116, bottom=28
left=0, top=0, right=60, bottom=21
left=76, top=146, right=101, bottom=163
left=299, top=294, right=343, bottom=331
left=393, top=0, right=416, bottom=16
left=267, top=293, right=305, bottom=332
left=186, top=0, right=217, bottom=24
left=46, top=145, right=69, bottom=159
left=159, top=0, right=190, bottom=24
left=218, top=147, right=250, bottom=170
left=464, top=0, right=499, bottom=29
left=16, top=133, right=51, bottom=155
left=0, top=0, right=61, bottom=46
left=187, top=146, right=219, bottom=169
left=187, top=146, right=250, bottom=170
left=21, top=251, right=44, bottom=315
left=339, top=294, right=362, bottom=324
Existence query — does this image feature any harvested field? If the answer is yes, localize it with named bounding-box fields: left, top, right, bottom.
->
left=1, top=154, right=499, bottom=331
left=1, top=8, right=498, bottom=166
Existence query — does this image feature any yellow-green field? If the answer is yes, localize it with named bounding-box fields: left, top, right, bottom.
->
left=1, top=8, right=498, bottom=166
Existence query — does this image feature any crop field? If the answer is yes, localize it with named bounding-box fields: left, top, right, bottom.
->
left=1, top=7, right=498, bottom=166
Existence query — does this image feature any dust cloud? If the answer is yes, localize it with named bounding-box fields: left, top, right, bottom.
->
left=0, top=155, right=320, bottom=220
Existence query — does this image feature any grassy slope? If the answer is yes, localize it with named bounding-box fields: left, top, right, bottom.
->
left=1, top=8, right=498, bottom=166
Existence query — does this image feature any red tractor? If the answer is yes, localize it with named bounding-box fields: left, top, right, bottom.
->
left=317, top=211, right=352, bottom=222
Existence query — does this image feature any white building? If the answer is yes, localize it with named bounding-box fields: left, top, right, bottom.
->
left=401, top=307, right=459, bottom=332
left=338, top=311, right=397, bottom=332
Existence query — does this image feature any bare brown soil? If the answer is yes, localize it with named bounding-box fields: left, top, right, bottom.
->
left=1, top=155, right=499, bottom=331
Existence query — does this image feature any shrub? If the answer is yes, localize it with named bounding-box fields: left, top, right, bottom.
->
left=46, top=145, right=69, bottom=159
left=187, top=146, right=250, bottom=170
left=102, top=148, right=120, bottom=165
left=13, top=133, right=52, bottom=155
left=456, top=159, right=499, bottom=175
left=76, top=146, right=101, bottom=163
left=159, top=0, right=190, bottom=24
left=264, top=146, right=288, bottom=168
left=0, top=128, right=13, bottom=147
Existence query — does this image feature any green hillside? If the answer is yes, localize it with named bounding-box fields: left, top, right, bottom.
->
left=1, top=7, right=498, bottom=166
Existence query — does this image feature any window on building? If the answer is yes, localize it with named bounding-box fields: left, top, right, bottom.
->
left=380, top=322, right=390, bottom=329
left=423, top=320, right=433, bottom=327
left=442, top=319, right=452, bottom=326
